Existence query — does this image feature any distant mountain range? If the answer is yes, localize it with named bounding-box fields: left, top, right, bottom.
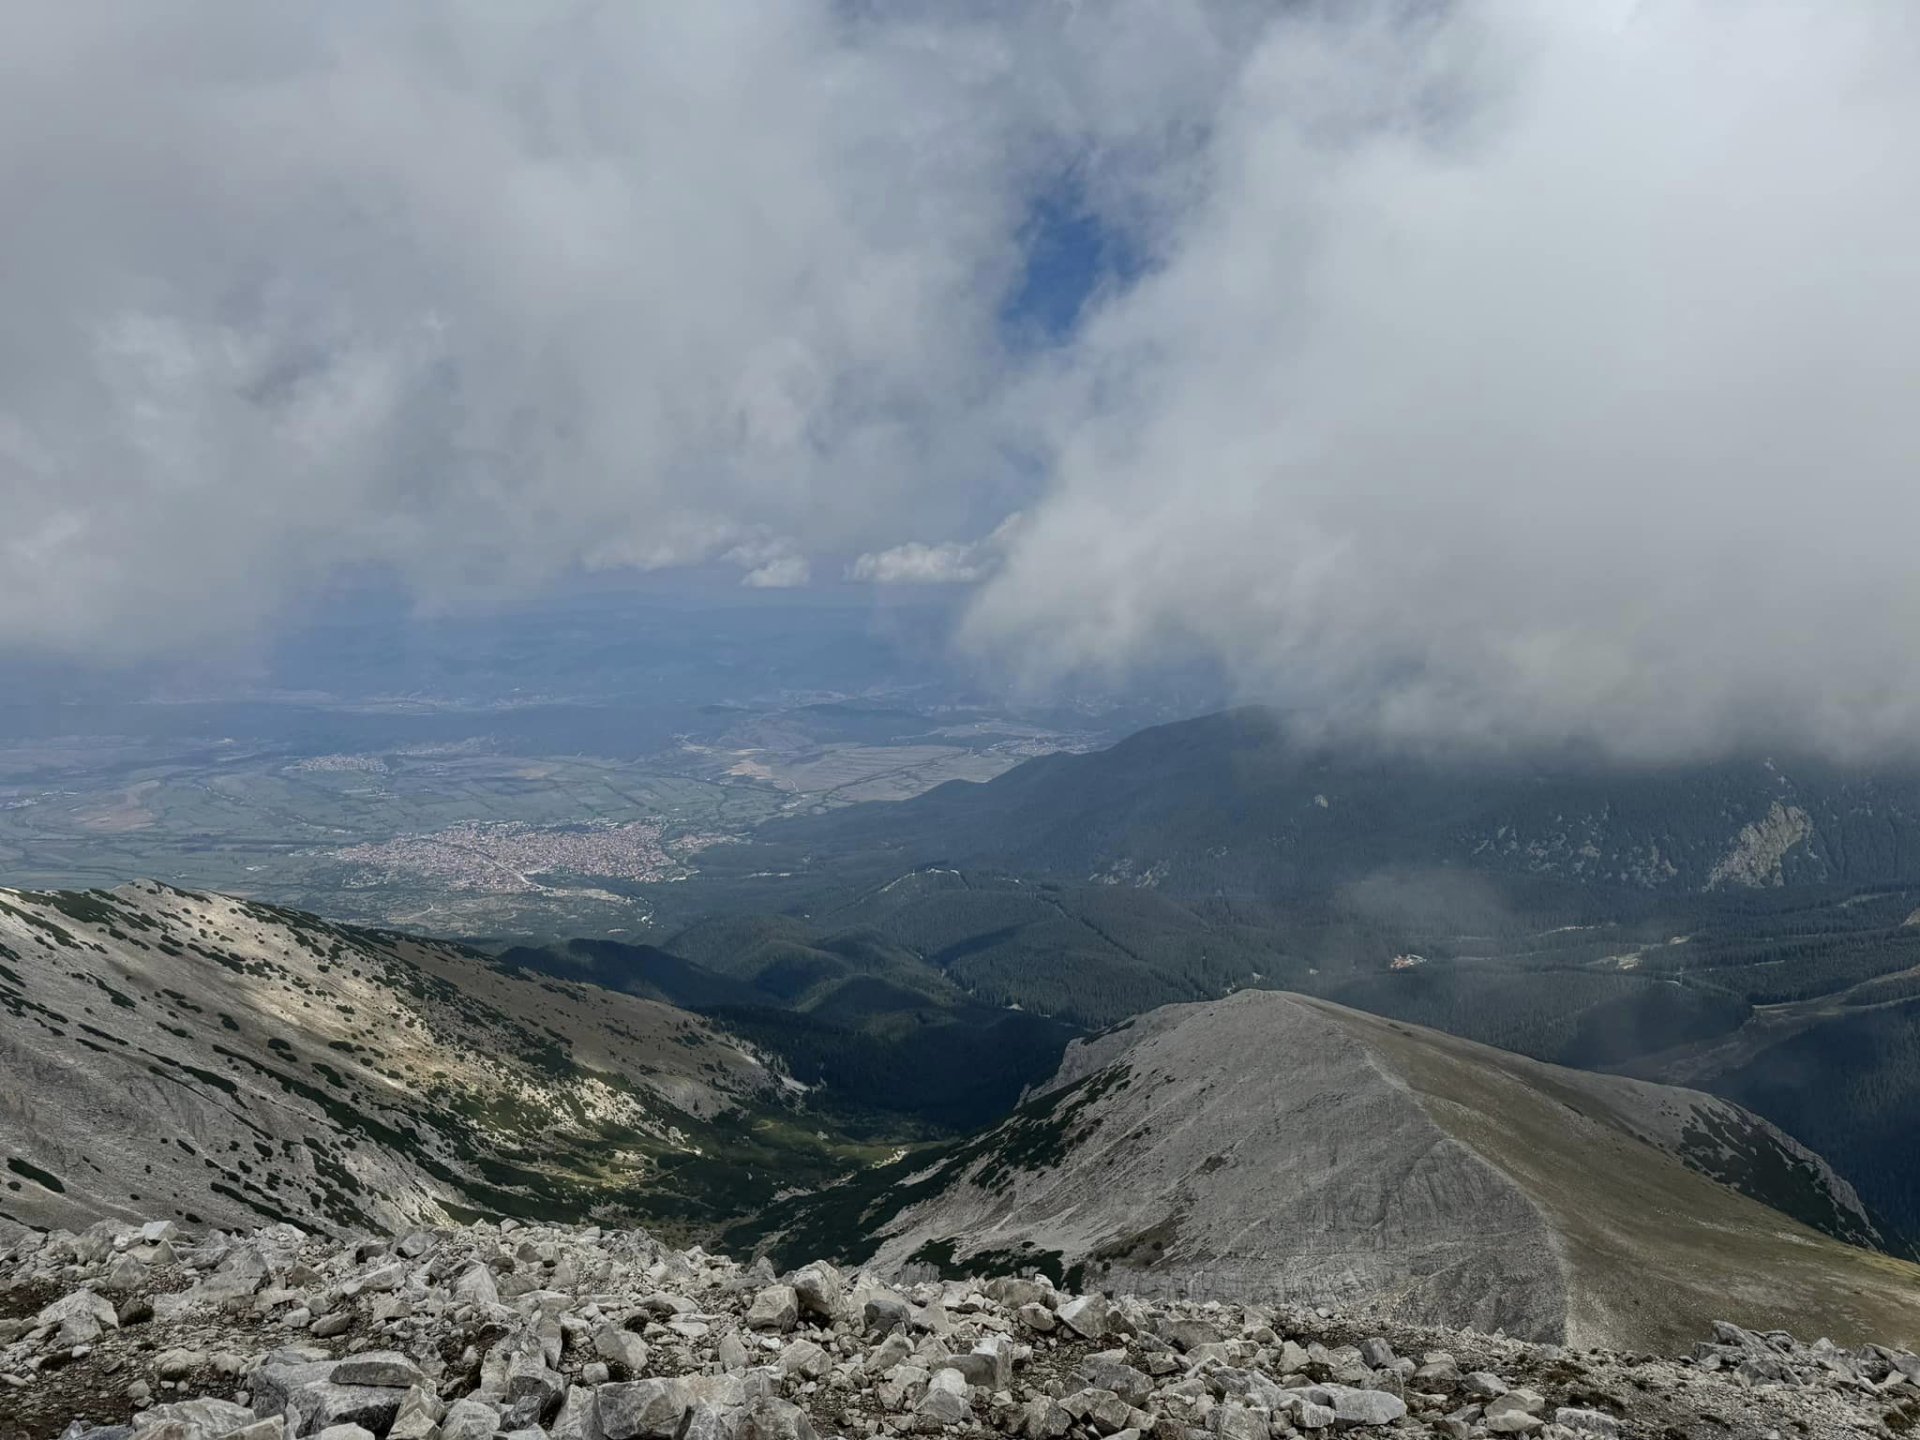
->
left=718, top=707, right=1920, bottom=899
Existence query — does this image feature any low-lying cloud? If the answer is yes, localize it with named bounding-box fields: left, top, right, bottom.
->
left=850, top=543, right=987, bottom=587
left=4, top=3, right=1919, bottom=758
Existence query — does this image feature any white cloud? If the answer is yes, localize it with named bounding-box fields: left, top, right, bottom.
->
left=0, top=4, right=1122, bottom=651
left=6, top=3, right=1920, bottom=758
left=738, top=555, right=811, bottom=590
left=851, top=542, right=986, bottom=586
left=963, top=1, right=1920, bottom=759
left=851, top=512, right=1027, bottom=584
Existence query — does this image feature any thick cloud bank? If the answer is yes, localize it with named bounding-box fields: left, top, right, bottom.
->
left=3, top=3, right=1918, bottom=756
left=970, top=3, right=1920, bottom=758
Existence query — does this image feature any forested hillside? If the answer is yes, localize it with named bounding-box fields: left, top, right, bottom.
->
left=692, top=708, right=1920, bottom=902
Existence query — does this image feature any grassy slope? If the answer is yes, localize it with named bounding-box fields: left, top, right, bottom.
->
left=1340, top=1000, right=1920, bottom=1351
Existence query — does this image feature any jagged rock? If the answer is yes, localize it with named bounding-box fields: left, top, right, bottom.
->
left=1488, top=1388, right=1546, bottom=1419
left=983, top=1277, right=1053, bottom=1309
left=635, top=1294, right=696, bottom=1320
left=1057, top=1294, right=1112, bottom=1339
left=744, top=1286, right=798, bottom=1333
left=37, top=1289, right=119, bottom=1345
left=1205, top=1400, right=1266, bottom=1440
left=1016, top=1302, right=1056, bottom=1333
left=699, top=1376, right=763, bottom=1411
left=451, top=1265, right=500, bottom=1308
left=1296, top=1399, right=1334, bottom=1430
left=154, top=1348, right=204, bottom=1382
left=249, top=1360, right=337, bottom=1420
left=1021, top=1396, right=1072, bottom=1439
left=677, top=1404, right=737, bottom=1440
left=860, top=1334, right=911, bottom=1377
left=133, top=1398, right=255, bottom=1438
left=328, top=1353, right=422, bottom=1389
left=1328, top=1387, right=1406, bottom=1427
left=1158, top=1320, right=1219, bottom=1354
left=438, top=1399, right=499, bottom=1440
left=104, top=1255, right=150, bottom=1293
left=597, top=1379, right=684, bottom=1440
left=550, top=1385, right=604, bottom=1440
left=875, top=1362, right=928, bottom=1412
left=734, top=1397, right=815, bottom=1440
left=915, top=1369, right=972, bottom=1427
left=386, top=1387, right=442, bottom=1440
left=1078, top=1357, right=1152, bottom=1405
left=502, top=1351, right=566, bottom=1428
left=972, top=1334, right=1017, bottom=1390
left=862, top=1295, right=909, bottom=1335
left=775, top=1339, right=829, bottom=1380
left=593, top=1326, right=649, bottom=1375
left=1487, top=1414, right=1546, bottom=1435
left=788, top=1264, right=845, bottom=1323
left=1554, top=1409, right=1621, bottom=1437
left=1063, top=1386, right=1132, bottom=1434
left=284, top=1381, right=407, bottom=1437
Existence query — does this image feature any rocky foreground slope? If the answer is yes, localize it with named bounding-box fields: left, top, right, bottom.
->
left=6, top=1216, right=1920, bottom=1440
left=0, top=884, right=783, bottom=1241
left=842, top=992, right=1920, bottom=1352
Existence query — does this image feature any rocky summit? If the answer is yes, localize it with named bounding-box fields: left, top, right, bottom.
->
left=5, top=1217, right=1920, bottom=1440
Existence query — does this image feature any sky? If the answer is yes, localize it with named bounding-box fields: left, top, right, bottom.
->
left=3, top=2, right=1919, bottom=758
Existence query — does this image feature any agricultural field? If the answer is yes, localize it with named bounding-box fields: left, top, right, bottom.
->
left=0, top=702, right=1092, bottom=937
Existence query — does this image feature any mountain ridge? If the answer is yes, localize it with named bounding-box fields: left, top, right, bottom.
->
left=805, top=989, right=1920, bottom=1352
left=0, top=883, right=880, bottom=1243
left=720, top=707, right=1920, bottom=899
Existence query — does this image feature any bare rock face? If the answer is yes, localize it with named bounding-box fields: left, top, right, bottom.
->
left=0, top=884, right=777, bottom=1240
left=4, top=1217, right=1918, bottom=1440
left=1707, top=800, right=1815, bottom=888
left=860, top=991, right=1918, bottom=1351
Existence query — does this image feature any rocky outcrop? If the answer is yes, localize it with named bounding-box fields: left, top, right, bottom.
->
left=0, top=884, right=777, bottom=1240
left=1706, top=801, right=1814, bottom=888
left=6, top=1216, right=1918, bottom=1440
left=850, top=992, right=1920, bottom=1351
